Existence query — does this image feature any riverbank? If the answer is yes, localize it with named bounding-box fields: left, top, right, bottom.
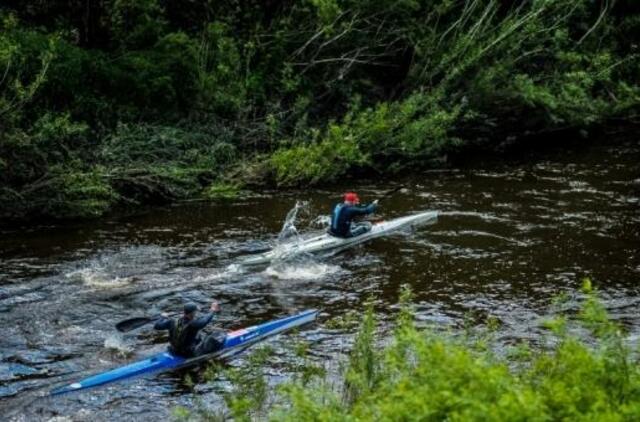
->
left=1, top=122, right=637, bottom=225
left=2, top=1, right=639, bottom=222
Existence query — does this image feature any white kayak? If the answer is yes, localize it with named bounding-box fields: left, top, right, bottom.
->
left=239, top=210, right=438, bottom=266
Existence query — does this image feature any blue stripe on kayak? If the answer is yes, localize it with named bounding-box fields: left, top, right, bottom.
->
left=50, top=309, right=318, bottom=396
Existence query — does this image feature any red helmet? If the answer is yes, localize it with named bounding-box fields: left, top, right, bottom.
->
left=343, top=192, right=360, bottom=203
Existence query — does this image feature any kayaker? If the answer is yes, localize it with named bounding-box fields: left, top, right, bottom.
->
left=329, top=192, right=378, bottom=238
left=154, top=301, right=225, bottom=357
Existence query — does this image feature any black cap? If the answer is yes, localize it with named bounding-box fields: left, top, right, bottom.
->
left=184, top=302, right=199, bottom=314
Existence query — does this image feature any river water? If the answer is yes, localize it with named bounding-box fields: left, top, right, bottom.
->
left=1, top=139, right=639, bottom=420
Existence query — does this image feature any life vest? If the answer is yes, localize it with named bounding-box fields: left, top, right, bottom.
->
left=330, top=204, right=344, bottom=233
left=169, top=318, right=191, bottom=355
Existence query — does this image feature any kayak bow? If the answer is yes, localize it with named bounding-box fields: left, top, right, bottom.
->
left=51, top=309, right=318, bottom=396
left=240, top=210, right=438, bottom=266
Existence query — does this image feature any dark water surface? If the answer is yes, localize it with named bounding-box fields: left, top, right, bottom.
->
left=1, top=140, right=639, bottom=420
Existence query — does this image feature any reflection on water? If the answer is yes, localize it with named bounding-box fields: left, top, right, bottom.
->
left=1, top=139, right=639, bottom=420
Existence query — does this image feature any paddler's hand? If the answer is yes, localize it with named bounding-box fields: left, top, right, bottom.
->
left=210, top=301, right=221, bottom=313
left=373, top=199, right=379, bottom=205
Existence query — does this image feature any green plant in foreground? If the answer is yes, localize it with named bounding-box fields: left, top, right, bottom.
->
left=175, top=346, right=275, bottom=422
left=183, top=281, right=638, bottom=421
left=223, top=346, right=273, bottom=421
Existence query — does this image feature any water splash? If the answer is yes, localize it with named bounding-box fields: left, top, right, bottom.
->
left=104, top=334, right=134, bottom=358
left=277, top=200, right=308, bottom=244
left=192, top=263, right=245, bottom=283
left=236, top=202, right=332, bottom=267
left=267, top=202, right=337, bottom=279
left=310, top=214, right=331, bottom=229
left=264, top=259, right=341, bottom=281
left=66, top=268, right=134, bottom=288
left=269, top=201, right=311, bottom=263
left=64, top=246, right=167, bottom=288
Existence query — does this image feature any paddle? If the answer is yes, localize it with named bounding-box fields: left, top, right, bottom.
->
left=364, top=186, right=404, bottom=223
left=116, top=305, right=228, bottom=333
left=379, top=185, right=404, bottom=199
left=116, top=314, right=172, bottom=332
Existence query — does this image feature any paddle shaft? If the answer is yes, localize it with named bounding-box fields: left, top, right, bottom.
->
left=115, top=314, right=175, bottom=332
left=379, top=186, right=403, bottom=199
left=363, top=186, right=403, bottom=222
left=116, top=312, right=227, bottom=333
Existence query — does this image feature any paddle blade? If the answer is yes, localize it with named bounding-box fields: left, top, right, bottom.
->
left=115, top=316, right=157, bottom=332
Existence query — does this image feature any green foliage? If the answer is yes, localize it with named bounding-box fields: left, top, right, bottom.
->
left=221, top=346, right=273, bottom=421
left=267, top=286, right=640, bottom=421
left=203, top=182, right=241, bottom=200
left=270, top=123, right=369, bottom=186
left=310, top=0, right=342, bottom=26
left=110, top=0, right=167, bottom=49
left=264, top=0, right=639, bottom=186
left=195, top=22, right=247, bottom=118
left=174, top=346, right=275, bottom=422
left=344, top=302, right=379, bottom=405
left=100, top=123, right=235, bottom=170
left=2, top=0, right=640, bottom=220
left=288, top=338, right=327, bottom=385
left=46, top=166, right=117, bottom=218
left=0, top=109, right=100, bottom=218
left=268, top=90, right=463, bottom=186
left=101, top=124, right=237, bottom=202
left=0, top=13, right=55, bottom=126
left=324, top=309, right=360, bottom=330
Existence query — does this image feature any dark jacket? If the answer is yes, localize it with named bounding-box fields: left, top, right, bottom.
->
left=329, top=202, right=377, bottom=237
left=154, top=313, right=215, bottom=356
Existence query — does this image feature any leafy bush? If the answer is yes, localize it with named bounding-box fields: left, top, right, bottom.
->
left=2, top=1, right=639, bottom=220
left=268, top=282, right=640, bottom=421
left=268, top=91, right=464, bottom=185
left=170, top=282, right=640, bottom=421
left=203, top=181, right=242, bottom=200
left=110, top=0, right=167, bottom=49
left=100, top=124, right=237, bottom=202
left=194, top=22, right=248, bottom=118
left=270, top=123, right=369, bottom=185
left=43, top=166, right=117, bottom=218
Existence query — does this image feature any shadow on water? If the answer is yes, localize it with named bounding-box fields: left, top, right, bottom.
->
left=1, top=138, right=639, bottom=420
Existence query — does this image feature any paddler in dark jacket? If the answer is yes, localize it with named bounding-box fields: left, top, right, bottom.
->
left=154, top=301, right=225, bottom=357
left=329, top=192, right=378, bottom=238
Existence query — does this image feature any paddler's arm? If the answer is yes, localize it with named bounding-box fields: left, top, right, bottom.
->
left=191, top=313, right=214, bottom=329
left=350, top=200, right=379, bottom=216
left=191, top=301, right=221, bottom=329
left=154, top=315, right=172, bottom=330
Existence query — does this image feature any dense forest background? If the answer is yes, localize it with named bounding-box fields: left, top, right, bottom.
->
left=1, top=0, right=638, bottom=220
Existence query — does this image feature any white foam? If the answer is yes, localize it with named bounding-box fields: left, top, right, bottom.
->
left=104, top=333, right=133, bottom=357
left=264, top=261, right=341, bottom=281
left=65, top=268, right=133, bottom=288
left=192, top=264, right=245, bottom=283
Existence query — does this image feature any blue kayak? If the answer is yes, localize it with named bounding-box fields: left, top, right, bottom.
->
left=51, top=309, right=318, bottom=396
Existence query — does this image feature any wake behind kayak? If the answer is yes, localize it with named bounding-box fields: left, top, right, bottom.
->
left=50, top=309, right=318, bottom=396
left=239, top=210, right=438, bottom=266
